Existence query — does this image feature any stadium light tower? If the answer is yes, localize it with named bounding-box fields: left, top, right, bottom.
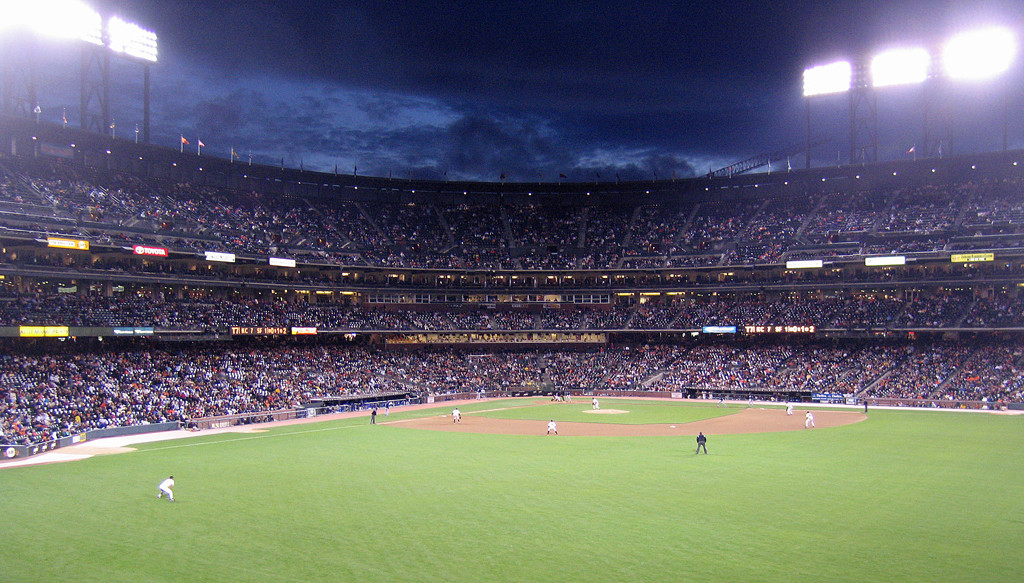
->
left=0, top=0, right=157, bottom=142
left=802, top=61, right=851, bottom=168
left=802, top=60, right=875, bottom=167
left=804, top=26, right=1018, bottom=166
left=943, top=28, right=1015, bottom=80
left=871, top=48, right=929, bottom=87
left=925, top=27, right=1016, bottom=155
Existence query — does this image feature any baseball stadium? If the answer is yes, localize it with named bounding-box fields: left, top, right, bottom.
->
left=1, top=3, right=1023, bottom=583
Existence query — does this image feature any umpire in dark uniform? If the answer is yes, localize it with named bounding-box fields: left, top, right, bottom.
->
left=695, top=431, right=707, bottom=454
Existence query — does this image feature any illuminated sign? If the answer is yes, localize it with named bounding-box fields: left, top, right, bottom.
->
left=744, top=325, right=817, bottom=334
left=231, top=326, right=289, bottom=336
left=865, top=256, right=906, bottom=266
left=47, top=237, right=89, bottom=250
left=702, top=326, right=737, bottom=334
left=20, top=326, right=69, bottom=337
left=112, top=327, right=154, bottom=336
left=951, top=253, right=994, bottom=263
left=205, top=251, right=236, bottom=263
left=291, top=327, right=318, bottom=335
left=269, top=257, right=296, bottom=268
left=786, top=259, right=823, bottom=269
left=133, top=245, right=169, bottom=257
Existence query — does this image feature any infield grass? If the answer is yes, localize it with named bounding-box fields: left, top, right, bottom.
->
left=0, top=400, right=1021, bottom=583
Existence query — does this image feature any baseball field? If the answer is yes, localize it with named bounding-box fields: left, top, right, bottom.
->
left=1, top=398, right=1021, bottom=583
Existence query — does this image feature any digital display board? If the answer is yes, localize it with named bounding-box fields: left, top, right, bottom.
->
left=133, top=245, right=169, bottom=257
left=205, top=251, right=236, bottom=263
left=231, top=326, right=289, bottom=335
left=744, top=325, right=816, bottom=334
left=112, top=327, right=154, bottom=336
left=47, top=237, right=89, bottom=250
left=20, top=326, right=69, bottom=337
left=786, top=259, right=823, bottom=269
left=951, top=253, right=994, bottom=263
left=865, top=256, right=906, bottom=266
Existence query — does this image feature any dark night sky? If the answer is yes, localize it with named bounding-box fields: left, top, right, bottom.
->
left=18, top=0, right=1024, bottom=181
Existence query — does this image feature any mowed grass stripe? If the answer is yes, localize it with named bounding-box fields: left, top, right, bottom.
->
left=0, top=404, right=1021, bottom=583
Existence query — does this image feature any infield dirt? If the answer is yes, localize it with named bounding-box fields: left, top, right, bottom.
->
left=394, top=405, right=865, bottom=436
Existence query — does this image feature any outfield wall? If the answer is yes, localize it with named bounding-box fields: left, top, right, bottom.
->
left=2, top=421, right=180, bottom=461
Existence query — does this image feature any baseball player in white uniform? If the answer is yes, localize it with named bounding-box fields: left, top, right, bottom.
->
left=547, top=420, right=558, bottom=435
left=452, top=408, right=461, bottom=423
left=786, top=402, right=794, bottom=416
left=805, top=411, right=815, bottom=428
left=157, top=476, right=175, bottom=501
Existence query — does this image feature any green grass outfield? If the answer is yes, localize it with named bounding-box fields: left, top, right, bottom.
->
left=1, top=400, right=1021, bottom=583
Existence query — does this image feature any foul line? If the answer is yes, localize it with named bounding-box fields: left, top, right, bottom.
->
left=138, top=422, right=372, bottom=452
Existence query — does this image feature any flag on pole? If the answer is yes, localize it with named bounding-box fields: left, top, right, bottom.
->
left=62, top=108, right=67, bottom=126
left=197, top=139, right=204, bottom=155
left=180, top=135, right=189, bottom=153
left=907, top=145, right=915, bottom=154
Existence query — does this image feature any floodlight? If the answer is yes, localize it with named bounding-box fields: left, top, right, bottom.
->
left=803, top=61, right=852, bottom=96
left=108, top=16, right=158, bottom=62
left=872, top=48, right=929, bottom=87
left=944, top=27, right=1015, bottom=80
left=0, top=0, right=101, bottom=42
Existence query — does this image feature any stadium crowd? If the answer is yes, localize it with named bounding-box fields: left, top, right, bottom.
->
left=2, top=339, right=1021, bottom=446
left=3, top=157, right=1024, bottom=451
left=3, top=291, right=1024, bottom=330
left=4, top=160, right=1024, bottom=275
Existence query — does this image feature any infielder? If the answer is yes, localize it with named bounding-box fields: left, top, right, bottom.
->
left=805, top=411, right=815, bottom=428
left=592, top=398, right=600, bottom=410
left=547, top=420, right=558, bottom=435
left=157, top=476, right=175, bottom=502
left=786, top=402, right=794, bottom=416
left=452, top=407, right=461, bottom=423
